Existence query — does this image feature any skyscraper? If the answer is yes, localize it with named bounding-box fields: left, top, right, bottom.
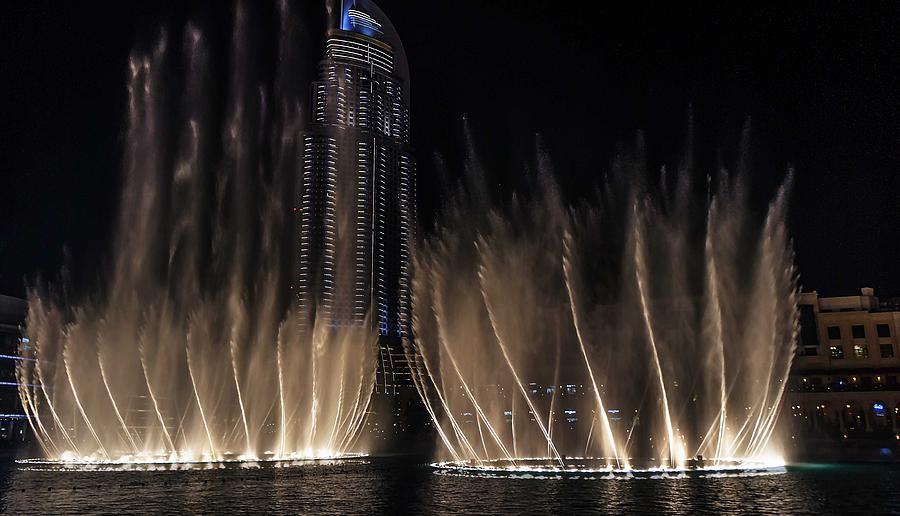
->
left=297, top=0, right=415, bottom=395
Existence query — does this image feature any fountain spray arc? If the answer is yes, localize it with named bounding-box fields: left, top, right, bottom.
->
left=17, top=3, right=377, bottom=465
left=415, top=131, right=798, bottom=474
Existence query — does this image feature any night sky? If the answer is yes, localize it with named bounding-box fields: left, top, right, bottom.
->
left=1, top=1, right=897, bottom=299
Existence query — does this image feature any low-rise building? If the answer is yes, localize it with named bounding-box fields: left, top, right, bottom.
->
left=787, top=288, right=900, bottom=460
left=0, top=294, right=28, bottom=451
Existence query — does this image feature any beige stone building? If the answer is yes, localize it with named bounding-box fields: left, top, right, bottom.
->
left=787, top=288, right=900, bottom=458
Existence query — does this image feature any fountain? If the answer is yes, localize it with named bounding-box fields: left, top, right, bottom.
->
left=17, top=3, right=375, bottom=466
left=412, top=131, right=797, bottom=476
left=15, top=0, right=795, bottom=476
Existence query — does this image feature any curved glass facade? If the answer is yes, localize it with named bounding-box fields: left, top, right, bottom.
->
left=297, top=1, right=416, bottom=395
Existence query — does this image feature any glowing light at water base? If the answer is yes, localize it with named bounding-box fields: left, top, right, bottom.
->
left=18, top=450, right=366, bottom=465
left=15, top=454, right=371, bottom=474
left=431, top=456, right=787, bottom=479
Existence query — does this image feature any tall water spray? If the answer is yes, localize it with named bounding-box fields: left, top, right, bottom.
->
left=413, top=131, right=798, bottom=471
left=17, top=4, right=376, bottom=463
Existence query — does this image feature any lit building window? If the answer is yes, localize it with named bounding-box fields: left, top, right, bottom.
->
left=853, top=344, right=868, bottom=358
left=830, top=345, right=844, bottom=359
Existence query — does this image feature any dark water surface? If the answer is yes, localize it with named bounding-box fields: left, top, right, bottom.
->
left=1, top=458, right=898, bottom=515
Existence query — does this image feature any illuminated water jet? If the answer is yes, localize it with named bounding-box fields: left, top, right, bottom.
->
left=17, top=3, right=376, bottom=465
left=412, top=130, right=797, bottom=474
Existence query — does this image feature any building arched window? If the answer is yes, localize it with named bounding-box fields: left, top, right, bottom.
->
left=843, top=403, right=865, bottom=433
left=814, top=402, right=831, bottom=433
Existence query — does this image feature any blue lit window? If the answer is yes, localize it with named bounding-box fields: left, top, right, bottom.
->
left=343, top=6, right=384, bottom=37
left=873, top=402, right=886, bottom=417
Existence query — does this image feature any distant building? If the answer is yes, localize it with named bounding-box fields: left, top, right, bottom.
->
left=296, top=0, right=416, bottom=396
left=787, top=288, right=900, bottom=460
left=0, top=294, right=29, bottom=449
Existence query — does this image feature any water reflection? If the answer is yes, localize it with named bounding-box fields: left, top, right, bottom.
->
left=4, top=460, right=898, bottom=514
